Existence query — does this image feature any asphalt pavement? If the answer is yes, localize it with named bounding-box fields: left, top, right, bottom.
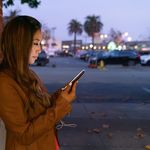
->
left=58, top=102, right=150, bottom=150
left=0, top=57, right=150, bottom=150
left=36, top=57, right=150, bottom=150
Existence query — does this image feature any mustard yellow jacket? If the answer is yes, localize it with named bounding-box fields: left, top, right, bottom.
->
left=0, top=71, right=71, bottom=150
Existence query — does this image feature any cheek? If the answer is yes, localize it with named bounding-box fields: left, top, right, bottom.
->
left=30, top=48, right=36, bottom=55
left=28, top=49, right=34, bottom=63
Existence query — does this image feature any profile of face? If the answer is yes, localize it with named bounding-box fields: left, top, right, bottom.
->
left=29, top=30, right=43, bottom=64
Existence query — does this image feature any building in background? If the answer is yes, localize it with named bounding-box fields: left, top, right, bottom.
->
left=62, top=40, right=82, bottom=52
left=125, top=41, right=150, bottom=52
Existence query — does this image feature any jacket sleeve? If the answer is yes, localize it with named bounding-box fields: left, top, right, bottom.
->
left=0, top=79, right=72, bottom=145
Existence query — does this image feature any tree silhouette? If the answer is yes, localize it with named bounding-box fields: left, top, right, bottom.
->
left=68, top=19, right=82, bottom=53
left=84, top=15, right=103, bottom=48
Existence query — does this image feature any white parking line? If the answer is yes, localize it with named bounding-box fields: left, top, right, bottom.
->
left=142, top=87, right=150, bottom=93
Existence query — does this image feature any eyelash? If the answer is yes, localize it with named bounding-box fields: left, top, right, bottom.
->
left=33, top=42, right=42, bottom=46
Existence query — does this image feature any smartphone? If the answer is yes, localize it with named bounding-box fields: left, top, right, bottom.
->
left=62, top=69, right=85, bottom=92
left=69, top=69, right=85, bottom=84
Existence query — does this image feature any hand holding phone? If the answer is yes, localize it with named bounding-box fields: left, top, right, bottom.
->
left=69, top=69, right=85, bottom=84
left=62, top=69, right=85, bottom=92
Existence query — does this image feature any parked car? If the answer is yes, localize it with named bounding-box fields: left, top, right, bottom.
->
left=56, top=50, right=74, bottom=57
left=79, top=50, right=90, bottom=61
left=34, top=50, right=49, bottom=66
left=75, top=50, right=87, bottom=58
left=80, top=50, right=97, bottom=61
left=139, top=51, right=150, bottom=56
left=88, top=50, right=140, bottom=68
left=88, top=51, right=109, bottom=68
left=48, top=51, right=55, bottom=57
left=140, top=54, right=150, bottom=65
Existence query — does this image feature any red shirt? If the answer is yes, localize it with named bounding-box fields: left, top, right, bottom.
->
left=55, top=136, right=60, bottom=150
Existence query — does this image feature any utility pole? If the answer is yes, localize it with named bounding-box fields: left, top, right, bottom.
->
left=51, top=27, right=56, bottom=46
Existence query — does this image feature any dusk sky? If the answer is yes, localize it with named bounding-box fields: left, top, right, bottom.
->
left=3, top=0, right=150, bottom=42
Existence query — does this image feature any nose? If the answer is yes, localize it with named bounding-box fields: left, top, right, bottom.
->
left=36, top=47, right=41, bottom=55
left=38, top=49, right=41, bottom=53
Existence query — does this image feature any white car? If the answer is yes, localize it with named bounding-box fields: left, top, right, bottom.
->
left=48, top=51, right=55, bottom=57
left=140, top=54, right=150, bottom=65
left=47, top=48, right=57, bottom=57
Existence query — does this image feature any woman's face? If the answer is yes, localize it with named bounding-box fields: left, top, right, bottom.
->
left=29, top=30, right=42, bottom=64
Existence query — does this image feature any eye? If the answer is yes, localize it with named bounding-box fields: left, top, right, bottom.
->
left=33, top=41, right=42, bottom=47
left=33, top=42, right=39, bottom=46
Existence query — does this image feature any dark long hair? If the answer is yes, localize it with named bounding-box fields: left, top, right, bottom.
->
left=0, top=16, right=52, bottom=112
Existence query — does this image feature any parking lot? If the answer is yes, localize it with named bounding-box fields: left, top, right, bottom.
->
left=30, top=56, right=150, bottom=150
left=32, top=56, right=150, bottom=104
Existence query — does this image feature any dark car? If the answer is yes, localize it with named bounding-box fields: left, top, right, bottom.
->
left=88, top=51, right=109, bottom=68
left=80, top=50, right=97, bottom=61
left=79, top=50, right=90, bottom=61
left=34, top=50, right=49, bottom=66
left=104, top=50, right=140, bottom=66
left=88, top=50, right=140, bottom=67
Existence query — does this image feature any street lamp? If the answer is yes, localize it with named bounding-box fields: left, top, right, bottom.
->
left=51, top=27, right=56, bottom=46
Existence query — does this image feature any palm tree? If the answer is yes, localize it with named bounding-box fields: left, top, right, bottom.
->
left=68, top=19, right=83, bottom=54
left=84, top=15, right=103, bottom=48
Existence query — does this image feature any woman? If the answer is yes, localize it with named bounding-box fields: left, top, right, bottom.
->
left=0, top=16, right=77, bottom=150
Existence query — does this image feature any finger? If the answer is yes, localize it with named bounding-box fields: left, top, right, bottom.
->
left=61, top=82, right=71, bottom=91
left=61, top=82, right=72, bottom=92
left=61, top=86, right=67, bottom=91
left=70, top=81, right=78, bottom=93
left=67, top=82, right=73, bottom=93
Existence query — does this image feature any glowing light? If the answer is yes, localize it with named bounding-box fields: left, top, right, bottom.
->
left=102, top=46, right=106, bottom=49
left=127, top=37, right=132, bottom=41
left=98, top=46, right=101, bottom=49
left=107, top=41, right=117, bottom=51
left=62, top=45, right=69, bottom=48
left=124, top=32, right=128, bottom=36
left=100, top=34, right=104, bottom=39
left=104, top=34, right=108, bottom=38
left=134, top=45, right=138, bottom=49
left=86, top=46, right=89, bottom=49
left=122, top=45, right=126, bottom=50
left=82, top=46, right=85, bottom=49
left=93, top=46, right=97, bottom=49
left=118, top=45, right=122, bottom=50
left=89, top=44, right=93, bottom=48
